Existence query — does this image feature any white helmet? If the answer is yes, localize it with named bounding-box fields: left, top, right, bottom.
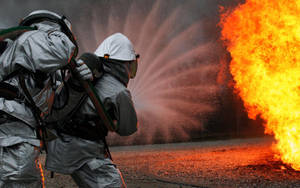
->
left=94, top=33, right=136, bottom=61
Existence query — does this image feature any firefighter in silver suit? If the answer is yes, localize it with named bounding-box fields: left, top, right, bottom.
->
left=46, top=33, right=139, bottom=188
left=0, top=10, right=82, bottom=187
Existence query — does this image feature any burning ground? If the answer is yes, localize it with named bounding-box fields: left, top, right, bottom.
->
left=42, top=137, right=300, bottom=188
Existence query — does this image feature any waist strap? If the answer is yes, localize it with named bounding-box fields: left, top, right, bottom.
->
left=54, top=119, right=107, bottom=141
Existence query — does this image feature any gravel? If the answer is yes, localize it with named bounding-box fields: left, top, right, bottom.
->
left=42, top=137, right=300, bottom=188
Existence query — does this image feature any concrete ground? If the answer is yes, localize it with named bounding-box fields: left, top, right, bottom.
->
left=43, top=137, right=300, bottom=188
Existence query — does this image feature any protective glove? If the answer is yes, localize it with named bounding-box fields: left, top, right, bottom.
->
left=73, top=59, right=94, bottom=81
left=79, top=52, right=103, bottom=79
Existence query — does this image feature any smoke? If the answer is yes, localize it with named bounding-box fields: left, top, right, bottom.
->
left=0, top=0, right=242, bottom=145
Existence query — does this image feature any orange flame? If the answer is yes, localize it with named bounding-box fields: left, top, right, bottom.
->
left=219, top=0, right=300, bottom=170
left=35, top=159, right=45, bottom=188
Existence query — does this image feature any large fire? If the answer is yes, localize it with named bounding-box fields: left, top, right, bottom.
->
left=219, top=0, right=300, bottom=170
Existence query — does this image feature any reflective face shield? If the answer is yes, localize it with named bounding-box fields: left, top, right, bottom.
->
left=129, top=54, right=139, bottom=79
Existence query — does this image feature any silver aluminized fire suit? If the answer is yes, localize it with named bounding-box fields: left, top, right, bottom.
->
left=0, top=21, right=76, bottom=187
left=46, top=33, right=138, bottom=188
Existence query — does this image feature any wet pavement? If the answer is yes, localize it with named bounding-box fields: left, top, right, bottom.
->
left=43, top=137, right=300, bottom=188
